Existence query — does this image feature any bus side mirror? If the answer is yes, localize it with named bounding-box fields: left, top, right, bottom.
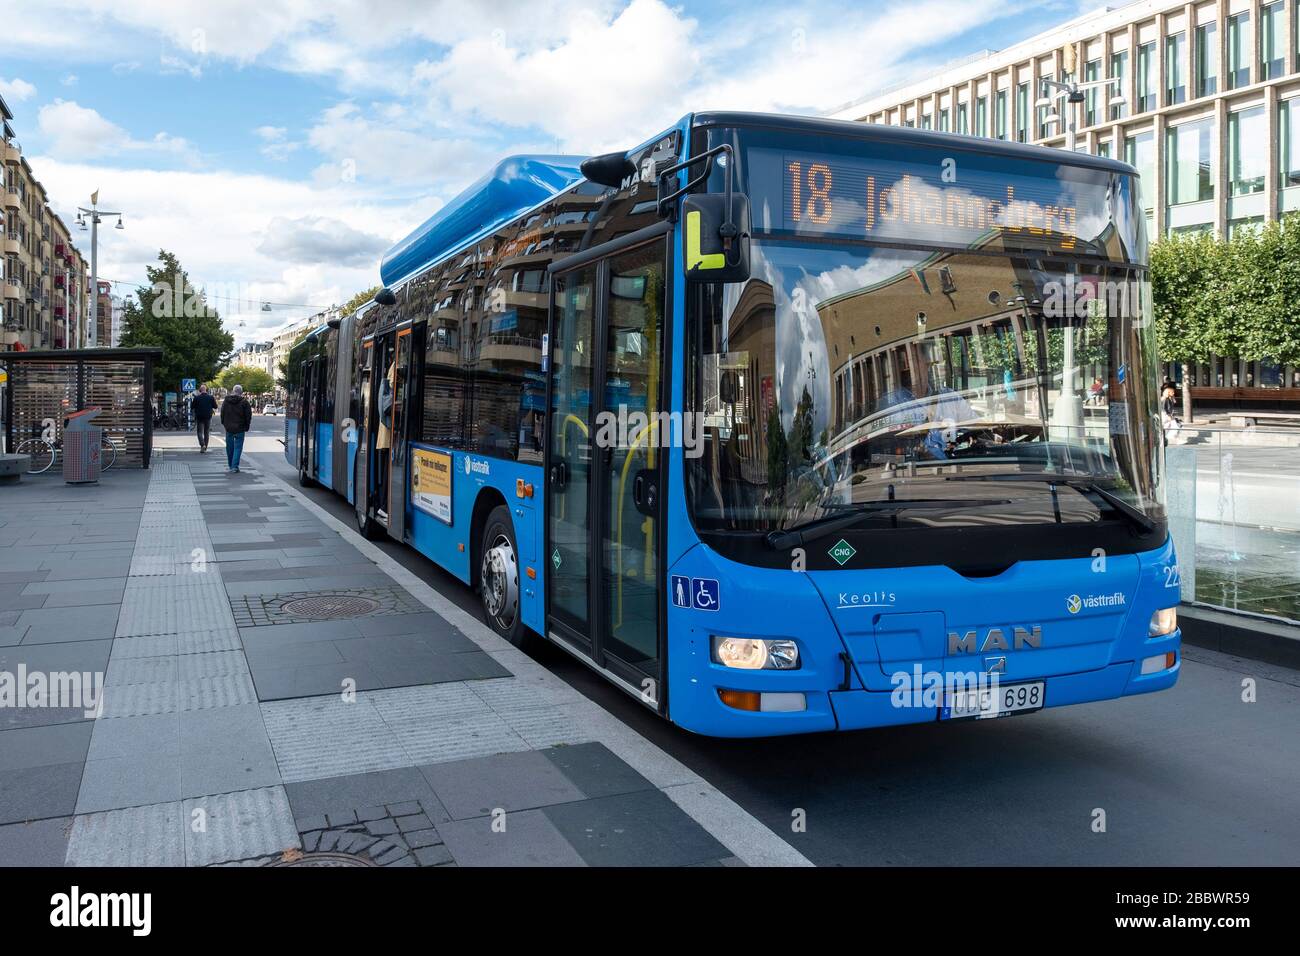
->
left=682, top=193, right=750, bottom=284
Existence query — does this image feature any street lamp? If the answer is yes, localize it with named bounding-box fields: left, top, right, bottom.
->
left=75, top=191, right=126, bottom=349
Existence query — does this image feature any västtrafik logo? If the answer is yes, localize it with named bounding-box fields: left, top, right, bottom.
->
left=1068, top=591, right=1126, bottom=614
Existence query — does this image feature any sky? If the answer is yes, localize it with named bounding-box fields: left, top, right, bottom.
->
left=0, top=0, right=1091, bottom=347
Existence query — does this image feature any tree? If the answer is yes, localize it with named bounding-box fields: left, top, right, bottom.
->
left=1150, top=230, right=1234, bottom=421
left=118, top=249, right=234, bottom=391
left=1242, top=216, right=1300, bottom=367
left=341, top=285, right=381, bottom=317
left=213, top=366, right=275, bottom=396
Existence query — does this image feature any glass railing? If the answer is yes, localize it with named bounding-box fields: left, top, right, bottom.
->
left=1165, top=424, right=1300, bottom=624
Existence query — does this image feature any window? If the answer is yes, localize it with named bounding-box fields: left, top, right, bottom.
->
left=1137, top=41, right=1157, bottom=112
left=1196, top=21, right=1218, bottom=96
left=1097, top=139, right=1112, bottom=158
left=1084, top=59, right=1101, bottom=125
left=1016, top=82, right=1030, bottom=141
left=1279, top=98, right=1300, bottom=187
left=1227, top=12, right=1251, bottom=89
left=920, top=113, right=932, bottom=130
left=1228, top=216, right=1264, bottom=239
left=1229, top=105, right=1267, bottom=195
left=956, top=102, right=968, bottom=134
left=1125, top=131, right=1155, bottom=211
left=995, top=90, right=1008, bottom=139
left=1110, top=50, right=1129, bottom=119
left=1165, top=32, right=1186, bottom=105
left=937, top=108, right=949, bottom=132
left=1166, top=117, right=1215, bottom=205
left=1036, top=86, right=1051, bottom=138
left=975, top=96, right=988, bottom=136
left=1261, top=2, right=1284, bottom=79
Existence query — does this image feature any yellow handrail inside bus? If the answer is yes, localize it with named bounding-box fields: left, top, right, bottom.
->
left=615, top=418, right=658, bottom=631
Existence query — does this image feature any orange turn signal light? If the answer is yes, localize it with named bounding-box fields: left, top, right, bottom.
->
left=516, top=479, right=534, bottom=499
left=718, top=689, right=761, bottom=712
left=526, top=567, right=536, bottom=580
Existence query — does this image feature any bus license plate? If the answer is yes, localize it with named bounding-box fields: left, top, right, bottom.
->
left=942, top=681, right=1045, bottom=720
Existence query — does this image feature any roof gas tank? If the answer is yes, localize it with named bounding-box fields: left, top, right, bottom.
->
left=379, top=155, right=587, bottom=287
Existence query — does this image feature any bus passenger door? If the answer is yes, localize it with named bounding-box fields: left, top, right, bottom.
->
left=547, top=236, right=668, bottom=710
left=385, top=323, right=417, bottom=542
left=354, top=336, right=375, bottom=527
left=298, top=357, right=315, bottom=478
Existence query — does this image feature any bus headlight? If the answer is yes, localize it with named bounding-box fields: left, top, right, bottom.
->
left=1149, top=607, right=1178, bottom=636
left=712, top=636, right=800, bottom=670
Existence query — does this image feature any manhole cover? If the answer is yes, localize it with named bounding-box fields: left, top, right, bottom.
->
left=273, top=851, right=376, bottom=867
left=279, top=594, right=381, bottom=619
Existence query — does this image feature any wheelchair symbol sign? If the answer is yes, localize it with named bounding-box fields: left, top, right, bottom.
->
left=669, top=575, right=720, bottom=611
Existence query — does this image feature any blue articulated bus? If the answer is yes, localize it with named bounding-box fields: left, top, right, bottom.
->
left=286, top=111, right=1181, bottom=737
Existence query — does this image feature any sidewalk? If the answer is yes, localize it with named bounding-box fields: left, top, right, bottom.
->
left=0, top=450, right=808, bottom=867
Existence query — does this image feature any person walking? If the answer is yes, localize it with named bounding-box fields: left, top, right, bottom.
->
left=1160, top=382, right=1181, bottom=446
left=220, top=384, right=253, bottom=473
left=192, top=384, right=216, bottom=452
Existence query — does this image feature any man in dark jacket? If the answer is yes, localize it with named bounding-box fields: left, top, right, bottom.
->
left=219, top=385, right=253, bottom=473
left=192, top=384, right=217, bottom=452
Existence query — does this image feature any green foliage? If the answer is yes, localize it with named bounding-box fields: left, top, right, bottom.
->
left=213, top=366, right=275, bottom=396
left=118, top=249, right=234, bottom=390
left=1150, top=215, right=1300, bottom=366
left=341, top=286, right=381, bottom=317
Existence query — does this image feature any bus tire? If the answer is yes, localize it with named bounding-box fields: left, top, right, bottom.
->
left=480, top=505, right=529, bottom=648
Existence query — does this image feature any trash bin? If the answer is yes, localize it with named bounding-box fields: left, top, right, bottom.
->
left=63, top=407, right=103, bottom=484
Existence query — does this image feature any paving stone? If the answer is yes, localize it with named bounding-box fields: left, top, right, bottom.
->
left=395, top=812, right=432, bottom=832
left=86, top=713, right=182, bottom=761
left=326, top=810, right=358, bottom=827
left=365, top=818, right=399, bottom=836
left=17, top=604, right=119, bottom=642
left=355, top=805, right=387, bottom=823
left=542, top=790, right=731, bottom=867
left=0, top=761, right=84, bottom=825
left=388, top=712, right=531, bottom=766
left=295, top=814, right=328, bottom=833
left=260, top=696, right=411, bottom=782
left=0, top=722, right=94, bottom=771
left=540, top=742, right=656, bottom=800
left=0, top=816, right=73, bottom=866
left=386, top=800, right=422, bottom=817
left=420, top=749, right=587, bottom=820
left=405, top=828, right=445, bottom=850
left=183, top=787, right=299, bottom=867
left=438, top=809, right=585, bottom=867
left=76, top=753, right=183, bottom=814
left=413, top=843, right=454, bottom=866
left=282, top=767, right=444, bottom=821
left=66, top=801, right=185, bottom=867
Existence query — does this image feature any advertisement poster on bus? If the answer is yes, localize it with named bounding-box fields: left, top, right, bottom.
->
left=411, top=447, right=452, bottom=524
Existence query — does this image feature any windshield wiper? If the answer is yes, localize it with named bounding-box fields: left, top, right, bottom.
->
left=764, top=498, right=1012, bottom=550
left=941, top=473, right=1156, bottom=534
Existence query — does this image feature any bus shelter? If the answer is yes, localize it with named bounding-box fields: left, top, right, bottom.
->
left=0, top=348, right=161, bottom=469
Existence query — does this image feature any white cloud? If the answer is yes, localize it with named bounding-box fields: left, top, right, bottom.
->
left=415, top=0, right=699, bottom=152
left=305, top=102, right=491, bottom=190
left=257, top=214, right=390, bottom=267
left=32, top=155, right=423, bottom=346
left=36, top=100, right=195, bottom=162
left=0, top=77, right=37, bottom=102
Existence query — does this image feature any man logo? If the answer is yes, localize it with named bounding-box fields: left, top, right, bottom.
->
left=1066, top=594, right=1082, bottom=614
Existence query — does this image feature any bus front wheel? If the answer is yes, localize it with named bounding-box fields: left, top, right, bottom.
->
left=480, top=505, right=528, bottom=647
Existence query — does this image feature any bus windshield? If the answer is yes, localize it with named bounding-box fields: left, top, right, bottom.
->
left=686, top=126, right=1162, bottom=538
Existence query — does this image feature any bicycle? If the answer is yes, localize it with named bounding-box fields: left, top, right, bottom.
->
left=15, top=432, right=122, bottom=475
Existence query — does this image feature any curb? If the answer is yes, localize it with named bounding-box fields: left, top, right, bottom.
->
left=1178, top=603, right=1300, bottom=671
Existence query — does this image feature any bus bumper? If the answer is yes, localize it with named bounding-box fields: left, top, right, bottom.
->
left=672, top=631, right=1181, bottom=738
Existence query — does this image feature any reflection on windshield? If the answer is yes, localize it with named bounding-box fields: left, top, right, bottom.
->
left=687, top=239, right=1165, bottom=533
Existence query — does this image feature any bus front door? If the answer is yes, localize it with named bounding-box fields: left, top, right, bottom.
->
left=547, top=237, right=668, bottom=710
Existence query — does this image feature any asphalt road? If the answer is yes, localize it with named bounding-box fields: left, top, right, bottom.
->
left=239, top=414, right=1300, bottom=866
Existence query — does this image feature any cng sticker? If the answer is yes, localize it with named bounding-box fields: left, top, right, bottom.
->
left=551, top=549, right=562, bottom=571
left=828, top=539, right=857, bottom=566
